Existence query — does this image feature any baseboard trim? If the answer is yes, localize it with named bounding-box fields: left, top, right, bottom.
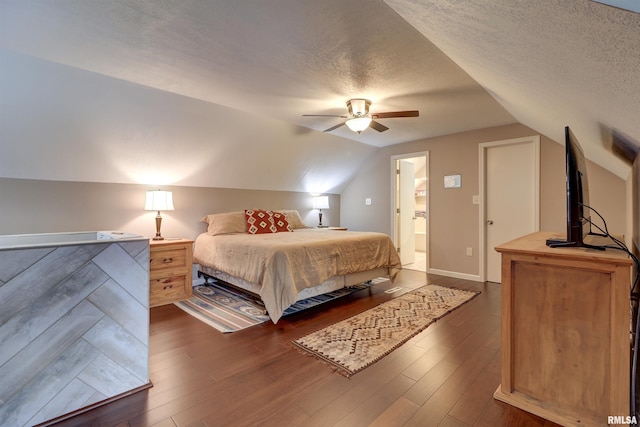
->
left=427, top=268, right=483, bottom=282
left=35, top=381, right=153, bottom=427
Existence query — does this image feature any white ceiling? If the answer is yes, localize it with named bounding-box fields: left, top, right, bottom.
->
left=0, top=0, right=638, bottom=181
left=385, top=0, right=640, bottom=179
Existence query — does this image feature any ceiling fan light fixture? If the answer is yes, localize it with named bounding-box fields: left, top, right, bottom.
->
left=345, top=116, right=372, bottom=133
left=305, top=98, right=417, bottom=134
left=346, top=99, right=371, bottom=116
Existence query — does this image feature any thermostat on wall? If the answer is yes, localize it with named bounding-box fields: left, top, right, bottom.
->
left=444, top=174, right=461, bottom=189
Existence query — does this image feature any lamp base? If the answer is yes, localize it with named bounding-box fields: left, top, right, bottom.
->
left=153, top=212, right=165, bottom=241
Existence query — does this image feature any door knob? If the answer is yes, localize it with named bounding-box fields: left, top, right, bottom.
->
left=487, top=220, right=494, bottom=225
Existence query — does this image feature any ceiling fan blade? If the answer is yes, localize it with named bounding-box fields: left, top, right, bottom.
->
left=370, top=120, right=389, bottom=132
left=371, top=110, right=419, bottom=119
left=302, top=114, right=348, bottom=118
left=324, top=121, right=346, bottom=132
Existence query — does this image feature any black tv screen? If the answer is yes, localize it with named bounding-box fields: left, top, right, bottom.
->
left=546, top=126, right=594, bottom=248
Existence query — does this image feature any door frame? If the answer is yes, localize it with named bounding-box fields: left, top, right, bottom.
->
left=390, top=151, right=430, bottom=269
left=478, top=135, right=540, bottom=282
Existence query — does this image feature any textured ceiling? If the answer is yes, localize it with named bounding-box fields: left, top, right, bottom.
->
left=384, top=0, right=640, bottom=179
left=0, top=0, right=638, bottom=182
left=0, top=0, right=514, bottom=148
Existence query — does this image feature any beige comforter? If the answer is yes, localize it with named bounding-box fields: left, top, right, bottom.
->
left=193, top=229, right=401, bottom=323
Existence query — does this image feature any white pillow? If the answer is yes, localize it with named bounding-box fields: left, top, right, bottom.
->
left=201, top=211, right=246, bottom=235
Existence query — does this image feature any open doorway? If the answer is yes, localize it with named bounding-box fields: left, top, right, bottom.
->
left=391, top=152, right=429, bottom=272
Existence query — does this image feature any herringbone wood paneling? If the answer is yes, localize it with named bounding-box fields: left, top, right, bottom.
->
left=0, top=238, right=149, bottom=426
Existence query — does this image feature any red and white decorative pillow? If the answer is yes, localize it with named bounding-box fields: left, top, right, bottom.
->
left=244, top=209, right=293, bottom=234
left=244, top=209, right=277, bottom=234
left=271, top=211, right=293, bottom=232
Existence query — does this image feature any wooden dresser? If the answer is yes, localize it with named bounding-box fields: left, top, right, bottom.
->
left=494, top=231, right=633, bottom=427
left=149, top=238, right=194, bottom=307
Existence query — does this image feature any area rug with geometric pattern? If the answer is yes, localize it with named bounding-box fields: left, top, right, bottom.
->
left=175, top=279, right=382, bottom=333
left=292, top=284, right=479, bottom=377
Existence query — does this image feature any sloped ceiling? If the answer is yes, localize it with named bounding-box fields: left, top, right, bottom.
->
left=0, top=0, right=638, bottom=192
left=384, top=0, right=640, bottom=179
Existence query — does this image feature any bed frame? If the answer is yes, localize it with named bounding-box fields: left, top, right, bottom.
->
left=197, top=265, right=389, bottom=314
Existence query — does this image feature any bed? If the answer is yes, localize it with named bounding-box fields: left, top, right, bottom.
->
left=193, top=210, right=402, bottom=323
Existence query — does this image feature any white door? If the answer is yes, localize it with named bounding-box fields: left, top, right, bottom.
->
left=483, top=137, right=539, bottom=283
left=399, top=159, right=416, bottom=265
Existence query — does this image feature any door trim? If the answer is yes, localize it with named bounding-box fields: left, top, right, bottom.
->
left=479, top=135, right=540, bottom=282
left=390, top=151, right=429, bottom=269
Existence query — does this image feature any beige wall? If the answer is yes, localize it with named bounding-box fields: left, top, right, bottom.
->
left=0, top=178, right=340, bottom=240
left=634, top=155, right=640, bottom=254
left=340, top=124, right=627, bottom=277
left=1, top=122, right=629, bottom=281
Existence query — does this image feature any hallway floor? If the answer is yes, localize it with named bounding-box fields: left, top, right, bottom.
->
left=403, top=251, right=426, bottom=272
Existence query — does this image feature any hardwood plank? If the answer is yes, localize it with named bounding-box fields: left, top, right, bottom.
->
left=402, top=343, right=497, bottom=425
left=439, top=415, right=471, bottom=427
left=369, top=396, right=420, bottom=427
left=447, top=349, right=502, bottom=425
left=333, top=374, right=416, bottom=427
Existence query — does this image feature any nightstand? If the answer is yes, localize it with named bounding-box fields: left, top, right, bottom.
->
left=149, top=238, right=194, bottom=307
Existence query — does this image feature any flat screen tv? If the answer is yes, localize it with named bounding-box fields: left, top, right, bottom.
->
left=546, top=126, right=600, bottom=249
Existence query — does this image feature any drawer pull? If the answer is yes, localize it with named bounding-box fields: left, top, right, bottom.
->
left=163, top=284, right=174, bottom=290
left=163, top=257, right=174, bottom=264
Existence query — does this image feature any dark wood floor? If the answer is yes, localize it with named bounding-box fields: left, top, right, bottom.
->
left=53, top=269, right=560, bottom=427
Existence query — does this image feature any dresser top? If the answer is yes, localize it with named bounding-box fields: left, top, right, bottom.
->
left=495, top=231, right=632, bottom=265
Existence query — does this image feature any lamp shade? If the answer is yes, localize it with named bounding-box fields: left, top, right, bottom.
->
left=145, top=190, right=174, bottom=211
left=313, top=195, right=330, bottom=210
left=345, top=116, right=372, bottom=133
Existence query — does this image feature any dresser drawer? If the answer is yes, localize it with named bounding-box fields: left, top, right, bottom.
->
left=150, top=275, right=191, bottom=306
left=150, top=247, right=187, bottom=273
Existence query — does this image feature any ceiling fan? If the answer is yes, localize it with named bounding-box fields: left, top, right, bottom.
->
left=303, top=99, right=419, bottom=134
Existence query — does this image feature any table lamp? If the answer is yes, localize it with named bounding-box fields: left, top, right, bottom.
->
left=145, top=190, right=174, bottom=240
left=313, top=195, right=329, bottom=227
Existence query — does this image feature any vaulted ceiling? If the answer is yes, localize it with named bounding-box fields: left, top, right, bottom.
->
left=0, top=0, right=638, bottom=190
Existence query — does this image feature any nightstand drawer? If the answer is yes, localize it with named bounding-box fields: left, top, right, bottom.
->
left=150, top=275, right=190, bottom=306
left=150, top=248, right=187, bottom=272
left=149, top=238, right=194, bottom=307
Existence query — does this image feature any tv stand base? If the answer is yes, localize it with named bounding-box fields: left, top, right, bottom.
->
left=545, top=238, right=606, bottom=250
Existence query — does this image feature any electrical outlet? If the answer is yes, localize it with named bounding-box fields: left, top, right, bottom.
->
left=466, top=247, right=473, bottom=256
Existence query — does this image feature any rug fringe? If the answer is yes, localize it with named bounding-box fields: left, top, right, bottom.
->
left=289, top=341, right=354, bottom=378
